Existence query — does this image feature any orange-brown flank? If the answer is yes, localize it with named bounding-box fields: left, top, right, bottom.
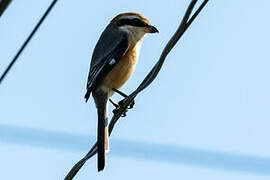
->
left=103, top=46, right=138, bottom=91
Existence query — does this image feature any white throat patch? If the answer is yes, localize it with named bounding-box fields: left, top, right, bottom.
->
left=119, top=25, right=147, bottom=46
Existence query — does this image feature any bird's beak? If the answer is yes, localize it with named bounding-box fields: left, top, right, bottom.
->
left=148, top=25, right=159, bottom=33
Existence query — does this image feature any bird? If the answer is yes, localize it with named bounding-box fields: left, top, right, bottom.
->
left=84, top=12, right=158, bottom=171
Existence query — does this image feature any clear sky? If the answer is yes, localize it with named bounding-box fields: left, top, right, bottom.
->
left=1, top=0, right=270, bottom=179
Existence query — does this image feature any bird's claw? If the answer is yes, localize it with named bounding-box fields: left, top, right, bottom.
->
left=119, top=99, right=135, bottom=109
left=128, top=99, right=135, bottom=109
left=112, top=98, right=134, bottom=117
left=112, top=107, right=127, bottom=117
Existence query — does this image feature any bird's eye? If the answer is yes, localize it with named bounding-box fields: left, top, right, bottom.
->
left=131, top=18, right=147, bottom=27
left=117, top=18, right=147, bottom=27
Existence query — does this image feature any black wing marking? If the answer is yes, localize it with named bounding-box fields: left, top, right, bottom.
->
left=84, top=25, right=128, bottom=102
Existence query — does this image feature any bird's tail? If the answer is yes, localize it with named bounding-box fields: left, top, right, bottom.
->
left=97, top=104, right=109, bottom=171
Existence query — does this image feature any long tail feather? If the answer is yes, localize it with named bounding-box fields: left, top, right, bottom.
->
left=97, top=105, right=108, bottom=171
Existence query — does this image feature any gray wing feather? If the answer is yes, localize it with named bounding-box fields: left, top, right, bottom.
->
left=85, top=24, right=128, bottom=101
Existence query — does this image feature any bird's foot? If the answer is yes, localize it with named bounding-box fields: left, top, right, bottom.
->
left=111, top=98, right=135, bottom=117
left=118, top=98, right=135, bottom=109
left=112, top=106, right=127, bottom=117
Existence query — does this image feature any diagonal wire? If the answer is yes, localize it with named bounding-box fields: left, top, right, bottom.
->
left=0, top=0, right=12, bottom=17
left=0, top=0, right=58, bottom=85
left=65, top=0, right=210, bottom=179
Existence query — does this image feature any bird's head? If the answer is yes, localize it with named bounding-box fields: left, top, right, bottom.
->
left=111, top=12, right=158, bottom=45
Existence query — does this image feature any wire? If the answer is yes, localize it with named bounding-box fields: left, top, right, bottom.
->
left=0, top=0, right=58, bottom=85
left=0, top=0, right=12, bottom=17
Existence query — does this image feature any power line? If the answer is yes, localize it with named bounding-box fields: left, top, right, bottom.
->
left=0, top=0, right=58, bottom=85
left=0, top=0, right=12, bottom=17
left=0, top=124, right=270, bottom=176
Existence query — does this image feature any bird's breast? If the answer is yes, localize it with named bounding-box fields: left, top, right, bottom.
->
left=103, top=45, right=140, bottom=95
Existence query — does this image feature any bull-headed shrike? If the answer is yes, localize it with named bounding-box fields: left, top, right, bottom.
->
left=84, top=12, right=158, bottom=171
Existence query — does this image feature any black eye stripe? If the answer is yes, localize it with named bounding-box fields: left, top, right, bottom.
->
left=117, top=18, right=147, bottom=27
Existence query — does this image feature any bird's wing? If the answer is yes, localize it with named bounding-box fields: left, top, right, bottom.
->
left=85, top=25, right=128, bottom=102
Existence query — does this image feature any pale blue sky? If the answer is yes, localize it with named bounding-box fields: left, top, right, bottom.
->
left=1, top=0, right=270, bottom=179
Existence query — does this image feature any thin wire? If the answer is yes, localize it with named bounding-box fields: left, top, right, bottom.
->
left=0, top=0, right=12, bottom=17
left=0, top=0, right=58, bottom=85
